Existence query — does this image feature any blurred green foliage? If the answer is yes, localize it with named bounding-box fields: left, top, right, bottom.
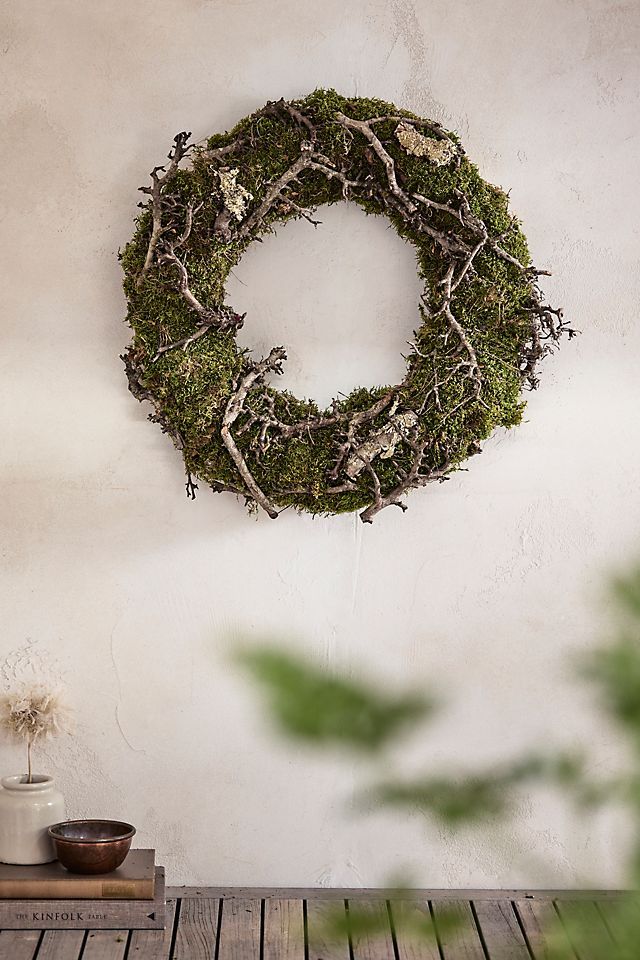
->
left=237, top=646, right=433, bottom=752
left=236, top=564, right=640, bottom=957
left=369, top=752, right=585, bottom=825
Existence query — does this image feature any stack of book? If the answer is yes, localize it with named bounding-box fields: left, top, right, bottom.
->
left=0, top=849, right=165, bottom=929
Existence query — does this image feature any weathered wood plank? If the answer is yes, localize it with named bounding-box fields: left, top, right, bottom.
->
left=168, top=885, right=630, bottom=901
left=34, top=930, right=84, bottom=960
left=555, top=900, right=615, bottom=960
left=472, top=900, right=529, bottom=959
left=173, top=897, right=219, bottom=960
left=128, top=898, right=177, bottom=960
left=347, top=899, right=396, bottom=960
left=514, top=899, right=575, bottom=960
left=306, top=899, right=350, bottom=960
left=596, top=895, right=640, bottom=947
left=263, top=899, right=304, bottom=960
left=217, top=898, right=261, bottom=960
left=0, top=930, right=41, bottom=960
left=0, top=888, right=628, bottom=960
left=388, top=900, right=440, bottom=960
left=81, top=929, right=129, bottom=959
left=431, top=900, right=484, bottom=959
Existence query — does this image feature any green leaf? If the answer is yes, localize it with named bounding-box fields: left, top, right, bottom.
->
left=584, top=636, right=640, bottom=745
left=611, top=567, right=640, bottom=620
left=235, top=646, right=433, bottom=752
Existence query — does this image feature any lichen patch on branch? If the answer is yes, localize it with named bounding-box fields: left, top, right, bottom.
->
left=217, top=167, right=253, bottom=222
left=395, top=121, right=456, bottom=165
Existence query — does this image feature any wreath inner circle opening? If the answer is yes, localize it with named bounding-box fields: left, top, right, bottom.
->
left=227, top=202, right=425, bottom=409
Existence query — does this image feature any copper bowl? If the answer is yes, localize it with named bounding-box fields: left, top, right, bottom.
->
left=48, top=820, right=136, bottom=874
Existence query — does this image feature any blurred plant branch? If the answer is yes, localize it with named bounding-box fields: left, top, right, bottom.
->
left=237, top=646, right=433, bottom=752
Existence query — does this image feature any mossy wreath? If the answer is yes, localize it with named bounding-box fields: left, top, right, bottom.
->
left=121, top=89, right=571, bottom=522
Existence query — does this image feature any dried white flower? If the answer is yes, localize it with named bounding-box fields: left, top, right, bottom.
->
left=0, top=683, right=73, bottom=782
left=395, top=122, right=456, bottom=166
left=218, top=167, right=253, bottom=221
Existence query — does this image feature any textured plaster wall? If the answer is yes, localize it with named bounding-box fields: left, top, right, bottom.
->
left=1, top=0, right=639, bottom=887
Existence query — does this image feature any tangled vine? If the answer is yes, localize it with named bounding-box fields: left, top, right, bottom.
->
left=121, top=89, right=573, bottom=522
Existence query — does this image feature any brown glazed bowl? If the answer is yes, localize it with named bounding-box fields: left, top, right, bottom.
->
left=48, top=820, right=136, bottom=874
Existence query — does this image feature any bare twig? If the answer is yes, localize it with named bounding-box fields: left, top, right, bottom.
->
left=151, top=246, right=245, bottom=360
left=185, top=473, right=198, bottom=500
left=202, top=138, right=247, bottom=163
left=236, top=146, right=316, bottom=238
left=336, top=112, right=417, bottom=214
left=280, top=199, right=322, bottom=227
left=433, top=263, right=481, bottom=394
left=220, top=348, right=287, bottom=518
left=360, top=444, right=452, bottom=523
left=136, top=131, right=193, bottom=290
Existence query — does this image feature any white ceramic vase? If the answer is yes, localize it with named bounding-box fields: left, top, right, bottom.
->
left=0, top=775, right=66, bottom=864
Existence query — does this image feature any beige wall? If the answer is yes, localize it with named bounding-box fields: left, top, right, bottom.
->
left=1, top=0, right=639, bottom=886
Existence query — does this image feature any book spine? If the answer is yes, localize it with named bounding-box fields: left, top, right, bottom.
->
left=0, top=869, right=165, bottom=929
left=0, top=877, right=155, bottom=900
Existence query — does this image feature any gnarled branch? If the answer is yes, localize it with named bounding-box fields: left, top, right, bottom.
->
left=220, top=348, right=287, bottom=518
left=136, top=131, right=193, bottom=290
